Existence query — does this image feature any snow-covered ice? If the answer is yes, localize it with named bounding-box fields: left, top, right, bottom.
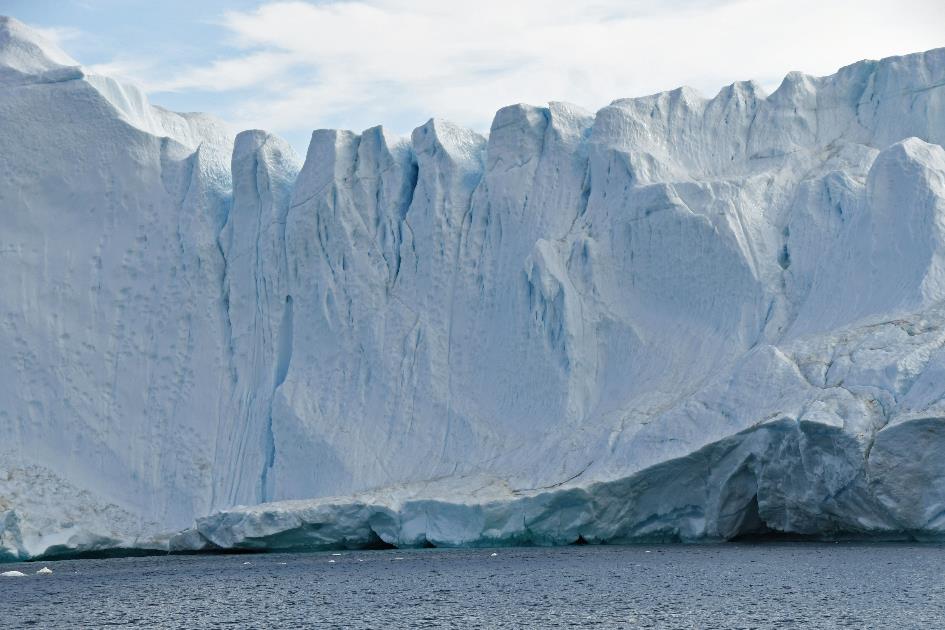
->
left=2, top=15, right=945, bottom=558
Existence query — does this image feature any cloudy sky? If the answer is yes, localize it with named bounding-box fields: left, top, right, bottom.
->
left=8, top=0, right=945, bottom=155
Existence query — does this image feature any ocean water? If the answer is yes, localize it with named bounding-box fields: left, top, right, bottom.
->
left=2, top=543, right=945, bottom=628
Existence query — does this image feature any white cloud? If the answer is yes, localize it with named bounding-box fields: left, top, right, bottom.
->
left=99, top=0, right=945, bottom=140
left=31, top=24, right=83, bottom=47
left=86, top=57, right=160, bottom=88
left=148, top=50, right=301, bottom=92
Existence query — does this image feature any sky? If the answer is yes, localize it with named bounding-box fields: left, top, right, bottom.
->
left=6, top=0, right=945, bottom=156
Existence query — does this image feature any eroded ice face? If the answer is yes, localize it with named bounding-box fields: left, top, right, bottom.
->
left=2, top=14, right=945, bottom=559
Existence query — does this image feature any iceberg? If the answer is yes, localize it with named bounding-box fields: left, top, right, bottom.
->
left=2, top=14, right=945, bottom=558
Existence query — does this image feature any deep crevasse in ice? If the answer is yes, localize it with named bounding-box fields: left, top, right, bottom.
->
left=2, top=15, right=945, bottom=558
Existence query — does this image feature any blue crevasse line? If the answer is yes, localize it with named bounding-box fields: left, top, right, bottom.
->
left=274, top=295, right=294, bottom=388
left=261, top=294, right=294, bottom=502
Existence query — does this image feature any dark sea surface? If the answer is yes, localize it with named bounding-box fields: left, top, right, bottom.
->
left=2, top=543, right=945, bottom=628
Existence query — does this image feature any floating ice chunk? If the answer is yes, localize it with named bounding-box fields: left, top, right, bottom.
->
left=1, top=570, right=26, bottom=577
left=36, top=567, right=52, bottom=575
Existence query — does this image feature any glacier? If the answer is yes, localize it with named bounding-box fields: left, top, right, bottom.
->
left=2, top=15, right=945, bottom=559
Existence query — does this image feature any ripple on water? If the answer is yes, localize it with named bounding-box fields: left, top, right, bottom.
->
left=2, top=544, right=945, bottom=628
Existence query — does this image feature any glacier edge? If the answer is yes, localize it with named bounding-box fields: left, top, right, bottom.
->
left=2, top=14, right=945, bottom=559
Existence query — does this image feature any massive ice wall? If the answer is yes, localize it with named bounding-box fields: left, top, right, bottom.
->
left=2, top=14, right=945, bottom=558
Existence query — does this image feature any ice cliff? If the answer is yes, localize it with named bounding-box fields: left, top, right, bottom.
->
left=2, top=15, right=945, bottom=559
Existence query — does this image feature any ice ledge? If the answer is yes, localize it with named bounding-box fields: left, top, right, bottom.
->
left=8, top=412, right=945, bottom=562
left=174, top=413, right=945, bottom=551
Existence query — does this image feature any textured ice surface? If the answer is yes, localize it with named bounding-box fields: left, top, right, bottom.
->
left=2, top=15, right=945, bottom=558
